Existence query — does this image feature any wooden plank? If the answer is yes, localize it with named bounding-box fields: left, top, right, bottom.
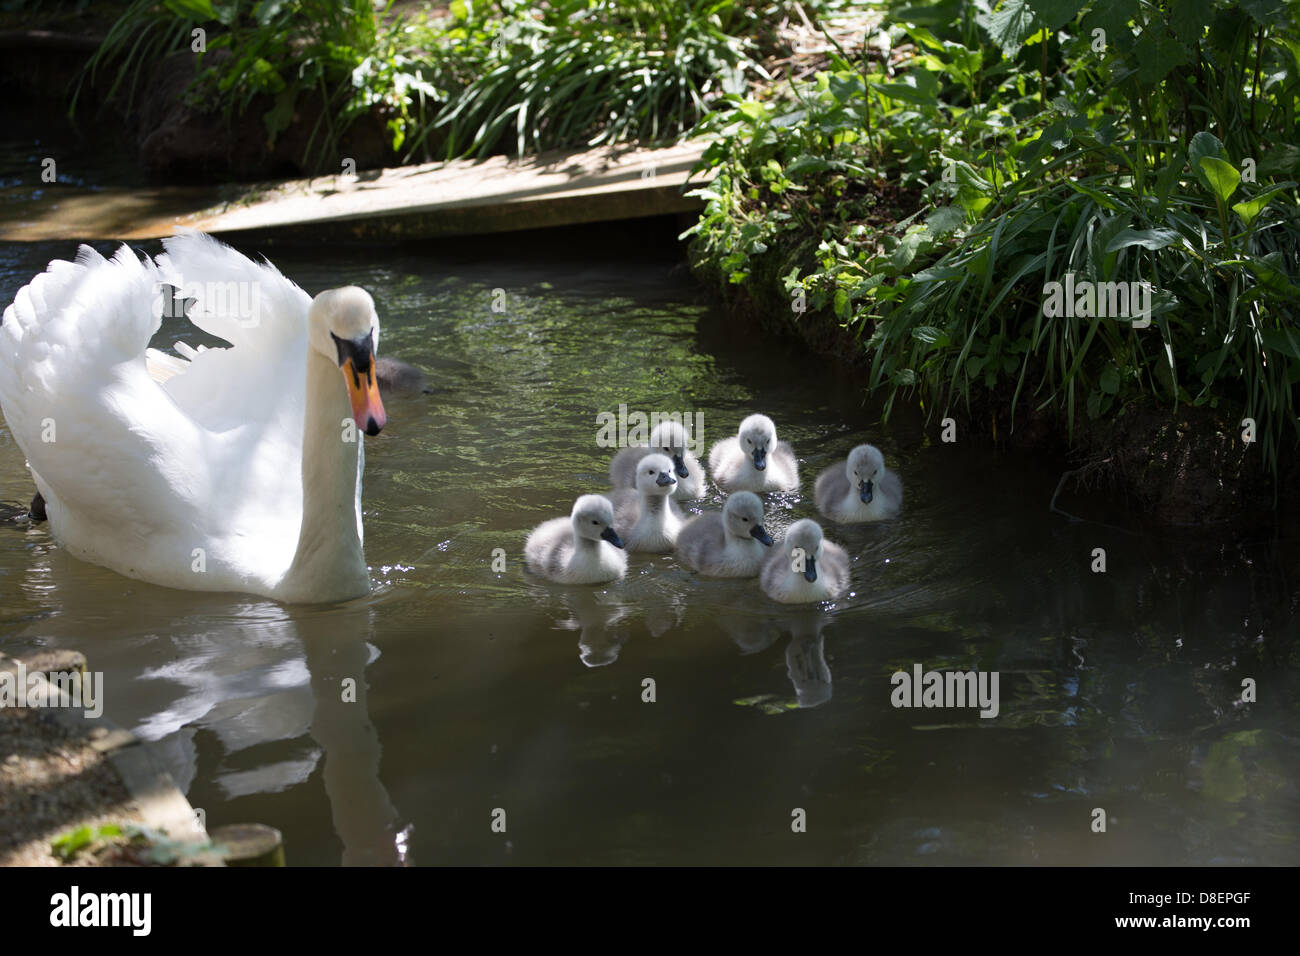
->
left=0, top=140, right=711, bottom=242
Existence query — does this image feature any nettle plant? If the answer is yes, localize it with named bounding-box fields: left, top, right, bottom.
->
left=687, top=0, right=1300, bottom=474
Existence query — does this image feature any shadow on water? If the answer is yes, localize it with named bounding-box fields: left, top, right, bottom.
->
left=1, top=222, right=1297, bottom=864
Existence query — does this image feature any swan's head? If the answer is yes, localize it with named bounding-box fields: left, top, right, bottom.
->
left=636, top=453, right=678, bottom=496
left=784, top=518, right=824, bottom=582
left=649, top=421, right=691, bottom=478
left=572, top=494, right=623, bottom=548
left=723, top=491, right=772, bottom=546
left=310, top=287, right=386, bottom=436
left=846, top=444, right=885, bottom=504
left=737, top=414, right=777, bottom=471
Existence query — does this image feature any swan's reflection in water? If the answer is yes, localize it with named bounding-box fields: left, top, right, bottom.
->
left=528, top=556, right=838, bottom=705
left=13, top=546, right=408, bottom=865
left=785, top=616, right=832, bottom=710
left=530, top=571, right=687, bottom=668
left=717, top=607, right=833, bottom=709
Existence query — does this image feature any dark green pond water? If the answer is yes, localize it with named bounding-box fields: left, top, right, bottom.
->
left=1, top=229, right=1297, bottom=865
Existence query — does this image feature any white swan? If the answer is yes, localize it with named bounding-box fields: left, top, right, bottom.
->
left=709, top=413, right=799, bottom=493
left=608, top=420, right=705, bottom=500
left=524, top=494, right=627, bottom=584
left=0, top=232, right=388, bottom=604
left=813, top=444, right=903, bottom=523
left=760, top=519, right=850, bottom=603
left=606, top=452, right=684, bottom=552
left=675, top=491, right=773, bottom=577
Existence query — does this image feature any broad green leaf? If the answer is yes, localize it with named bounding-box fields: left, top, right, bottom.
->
left=1199, top=156, right=1241, bottom=202
left=912, top=326, right=951, bottom=346
left=1260, top=329, right=1300, bottom=361
left=1104, top=227, right=1180, bottom=252
left=905, top=27, right=946, bottom=52
left=870, top=68, right=940, bottom=107
left=1189, top=131, right=1228, bottom=194
left=1027, top=0, right=1084, bottom=31
left=1246, top=258, right=1300, bottom=296
left=891, top=230, right=926, bottom=271
left=1080, top=0, right=1139, bottom=53
left=1239, top=0, right=1287, bottom=25
left=977, top=0, right=1042, bottom=59
left=925, top=205, right=966, bottom=236
left=1169, top=0, right=1213, bottom=44
left=1133, top=31, right=1191, bottom=85
left=1065, top=180, right=1117, bottom=209
left=783, top=155, right=831, bottom=178
left=1095, top=215, right=1132, bottom=261
left=1231, top=184, right=1293, bottom=226
left=1099, top=364, right=1120, bottom=394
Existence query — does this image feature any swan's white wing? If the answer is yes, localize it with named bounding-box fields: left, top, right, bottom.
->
left=0, top=234, right=313, bottom=593
left=155, top=230, right=309, bottom=432
left=152, top=231, right=314, bottom=575
left=0, top=245, right=209, bottom=570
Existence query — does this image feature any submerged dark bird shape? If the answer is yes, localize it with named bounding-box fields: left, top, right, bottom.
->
left=374, top=355, right=432, bottom=396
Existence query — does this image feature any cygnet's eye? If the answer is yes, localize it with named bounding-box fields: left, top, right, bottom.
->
left=663, top=446, right=670, bottom=452
left=592, top=519, right=599, bottom=524
left=742, top=516, right=750, bottom=522
left=744, top=438, right=752, bottom=445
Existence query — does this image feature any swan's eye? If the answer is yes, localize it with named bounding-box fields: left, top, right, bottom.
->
left=742, top=516, right=750, bottom=522
left=663, top=446, right=670, bottom=452
left=592, top=519, right=598, bottom=524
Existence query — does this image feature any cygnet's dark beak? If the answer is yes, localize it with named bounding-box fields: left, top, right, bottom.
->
left=752, top=447, right=767, bottom=470
left=655, top=470, right=676, bottom=487
left=600, top=527, right=625, bottom=549
left=859, top=479, right=874, bottom=504
left=672, top=454, right=689, bottom=478
left=803, top=555, right=818, bottom=582
left=750, top=524, right=774, bottom=546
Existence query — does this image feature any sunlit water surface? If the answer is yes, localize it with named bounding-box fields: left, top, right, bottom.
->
left=1, top=234, right=1296, bottom=865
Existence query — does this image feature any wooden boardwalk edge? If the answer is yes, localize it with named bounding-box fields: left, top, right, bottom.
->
left=0, top=141, right=713, bottom=243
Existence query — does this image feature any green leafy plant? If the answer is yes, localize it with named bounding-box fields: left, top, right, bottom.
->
left=52, top=822, right=221, bottom=865
left=425, top=0, right=769, bottom=159
left=686, top=0, right=1300, bottom=481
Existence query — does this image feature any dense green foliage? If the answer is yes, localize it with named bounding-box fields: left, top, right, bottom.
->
left=77, top=0, right=775, bottom=166
left=686, top=0, right=1300, bottom=474
left=420, top=0, right=768, bottom=158
left=77, top=0, right=431, bottom=169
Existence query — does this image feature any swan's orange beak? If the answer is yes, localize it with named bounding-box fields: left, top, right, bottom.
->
left=343, top=356, right=386, bottom=436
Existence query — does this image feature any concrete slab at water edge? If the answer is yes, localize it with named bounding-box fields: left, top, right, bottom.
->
left=0, top=141, right=711, bottom=242
left=0, top=650, right=220, bottom=866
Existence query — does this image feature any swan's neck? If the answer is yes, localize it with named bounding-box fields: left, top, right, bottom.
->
left=280, top=350, right=369, bottom=602
left=641, top=494, right=669, bottom=519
